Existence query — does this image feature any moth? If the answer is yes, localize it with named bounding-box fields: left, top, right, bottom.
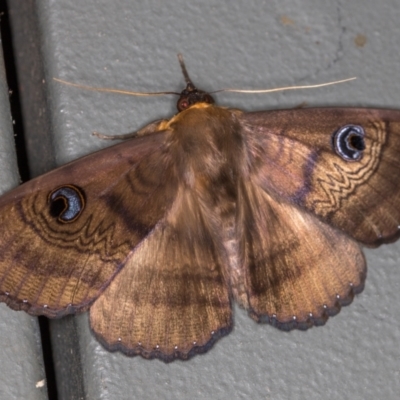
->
left=0, top=57, right=399, bottom=363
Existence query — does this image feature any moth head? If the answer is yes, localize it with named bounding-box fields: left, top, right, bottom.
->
left=176, top=83, right=214, bottom=112
left=176, top=54, right=214, bottom=112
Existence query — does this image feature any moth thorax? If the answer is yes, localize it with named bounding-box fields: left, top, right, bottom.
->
left=170, top=105, right=245, bottom=180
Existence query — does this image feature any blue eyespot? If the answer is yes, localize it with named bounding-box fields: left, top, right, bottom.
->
left=333, top=124, right=365, bottom=161
left=48, top=185, right=85, bottom=223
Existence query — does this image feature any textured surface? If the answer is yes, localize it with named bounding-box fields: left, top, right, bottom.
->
left=3, top=0, right=400, bottom=399
left=0, top=22, right=48, bottom=400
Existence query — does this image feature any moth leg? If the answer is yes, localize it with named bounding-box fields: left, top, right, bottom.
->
left=92, top=119, right=168, bottom=140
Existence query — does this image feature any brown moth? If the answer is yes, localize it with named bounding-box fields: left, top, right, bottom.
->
left=0, top=57, right=399, bottom=362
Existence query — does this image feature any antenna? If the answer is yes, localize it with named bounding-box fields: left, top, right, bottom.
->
left=177, top=54, right=193, bottom=85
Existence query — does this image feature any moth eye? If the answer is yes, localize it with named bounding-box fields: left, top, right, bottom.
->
left=177, top=97, right=190, bottom=111
left=333, top=124, right=366, bottom=161
left=48, top=185, right=85, bottom=223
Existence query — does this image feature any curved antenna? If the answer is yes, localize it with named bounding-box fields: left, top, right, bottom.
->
left=53, top=78, right=180, bottom=97
left=54, top=56, right=356, bottom=98
left=210, top=77, right=356, bottom=95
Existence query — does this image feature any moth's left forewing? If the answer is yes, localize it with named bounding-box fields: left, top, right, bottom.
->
left=0, top=131, right=177, bottom=317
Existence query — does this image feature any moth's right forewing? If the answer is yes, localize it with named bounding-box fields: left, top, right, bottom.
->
left=240, top=108, right=400, bottom=246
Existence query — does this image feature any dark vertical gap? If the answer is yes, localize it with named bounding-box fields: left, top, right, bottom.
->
left=0, top=1, right=58, bottom=399
left=0, top=0, right=29, bottom=181
left=6, top=1, right=86, bottom=398
left=38, top=317, right=58, bottom=400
